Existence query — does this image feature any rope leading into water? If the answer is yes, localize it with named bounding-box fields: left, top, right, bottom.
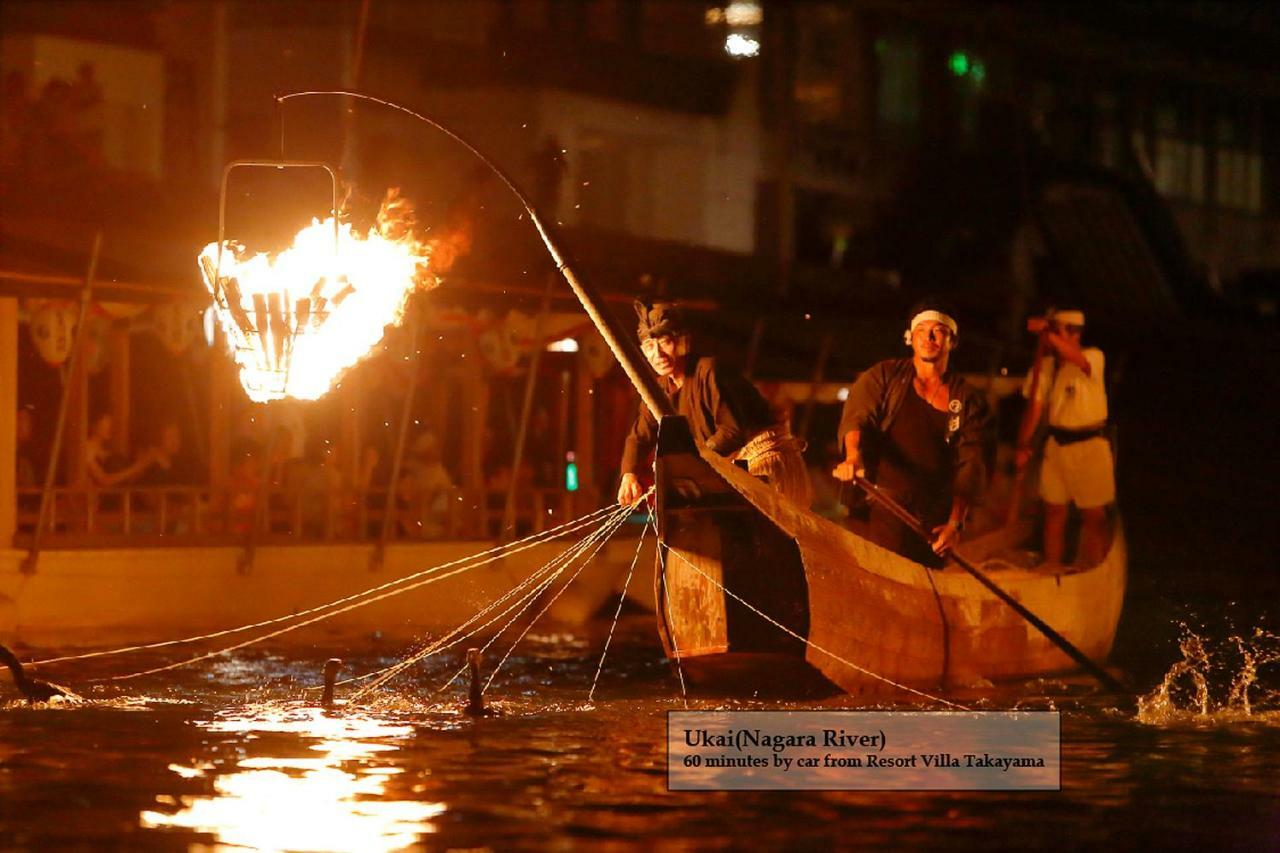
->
left=29, top=503, right=623, bottom=670
left=480, top=502, right=635, bottom=694
left=589, top=507, right=655, bottom=701
left=402, top=502, right=633, bottom=700
left=351, top=501, right=632, bottom=700
left=87, top=505, right=633, bottom=683
left=348, top=501, right=636, bottom=700
left=660, top=543, right=968, bottom=710
left=657, top=540, right=690, bottom=708
left=324, top=524, right=604, bottom=692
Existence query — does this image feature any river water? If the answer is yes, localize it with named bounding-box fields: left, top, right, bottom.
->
left=4, top=331, right=1278, bottom=850
left=2, top=601, right=1278, bottom=851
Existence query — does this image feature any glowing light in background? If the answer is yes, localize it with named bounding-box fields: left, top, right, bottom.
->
left=546, top=337, right=579, bottom=352
left=724, top=1, right=763, bottom=27
left=708, top=2, right=762, bottom=59
left=140, top=707, right=443, bottom=852
left=565, top=451, right=579, bottom=492
left=198, top=191, right=432, bottom=403
left=724, top=33, right=761, bottom=58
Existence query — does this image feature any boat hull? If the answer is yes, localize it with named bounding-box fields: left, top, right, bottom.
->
left=653, top=418, right=1126, bottom=697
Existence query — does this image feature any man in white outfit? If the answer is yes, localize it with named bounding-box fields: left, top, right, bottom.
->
left=1015, top=308, right=1115, bottom=567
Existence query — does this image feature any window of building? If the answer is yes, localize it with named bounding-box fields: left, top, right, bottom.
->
left=875, top=33, right=920, bottom=140
left=947, top=49, right=986, bottom=145
left=576, top=132, right=628, bottom=232
left=1153, top=102, right=1206, bottom=204
left=586, top=0, right=619, bottom=41
left=1094, top=93, right=1121, bottom=169
left=1215, top=112, right=1263, bottom=213
left=794, top=5, right=850, bottom=125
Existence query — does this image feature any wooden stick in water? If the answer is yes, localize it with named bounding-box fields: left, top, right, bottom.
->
left=465, top=648, right=486, bottom=716
left=321, top=658, right=342, bottom=709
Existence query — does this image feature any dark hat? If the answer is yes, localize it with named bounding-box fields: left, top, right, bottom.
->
left=634, top=299, right=687, bottom=341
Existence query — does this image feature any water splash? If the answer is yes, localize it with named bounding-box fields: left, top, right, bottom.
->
left=1138, top=626, right=1280, bottom=724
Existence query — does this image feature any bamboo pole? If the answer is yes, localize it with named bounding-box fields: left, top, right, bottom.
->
left=22, top=233, right=102, bottom=574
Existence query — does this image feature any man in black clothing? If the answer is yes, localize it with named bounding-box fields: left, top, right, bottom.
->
left=617, top=300, right=811, bottom=507
left=832, top=300, right=989, bottom=565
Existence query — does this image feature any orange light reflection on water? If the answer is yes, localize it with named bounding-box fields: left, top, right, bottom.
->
left=140, top=706, right=443, bottom=852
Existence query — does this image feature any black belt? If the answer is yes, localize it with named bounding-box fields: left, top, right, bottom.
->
left=1049, top=426, right=1107, bottom=446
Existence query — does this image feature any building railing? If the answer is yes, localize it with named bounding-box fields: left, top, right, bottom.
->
left=13, top=484, right=598, bottom=548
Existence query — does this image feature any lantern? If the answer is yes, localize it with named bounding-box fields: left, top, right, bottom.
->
left=27, top=299, right=77, bottom=366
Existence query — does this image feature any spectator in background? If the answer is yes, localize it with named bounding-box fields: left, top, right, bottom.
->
left=141, top=422, right=190, bottom=485
left=68, top=62, right=104, bottom=167
left=134, top=421, right=192, bottom=533
left=84, top=413, right=155, bottom=488
left=399, top=431, right=454, bottom=538
left=228, top=446, right=262, bottom=535
left=1, top=71, right=33, bottom=168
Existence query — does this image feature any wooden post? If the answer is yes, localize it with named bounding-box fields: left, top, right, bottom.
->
left=501, top=275, right=553, bottom=541
left=208, top=326, right=232, bottom=488
left=338, top=378, right=362, bottom=500
left=459, top=335, right=489, bottom=499
left=63, top=342, right=89, bottom=486
left=108, top=321, right=130, bottom=456
left=373, top=315, right=419, bottom=569
left=24, top=234, right=101, bottom=573
left=795, top=333, right=833, bottom=442
left=0, top=298, right=17, bottom=547
left=573, top=350, right=596, bottom=506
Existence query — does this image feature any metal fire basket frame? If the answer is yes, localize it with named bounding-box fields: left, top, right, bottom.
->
left=212, top=159, right=341, bottom=401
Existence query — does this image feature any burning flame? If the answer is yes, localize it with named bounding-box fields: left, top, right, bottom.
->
left=198, top=190, right=433, bottom=403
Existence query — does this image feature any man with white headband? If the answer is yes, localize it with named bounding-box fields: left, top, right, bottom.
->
left=833, top=299, right=989, bottom=566
left=1015, top=307, right=1114, bottom=567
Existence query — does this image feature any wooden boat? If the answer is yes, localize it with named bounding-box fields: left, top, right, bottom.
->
left=651, top=416, right=1126, bottom=696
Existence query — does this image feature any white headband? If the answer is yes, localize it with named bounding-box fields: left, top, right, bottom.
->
left=1052, top=310, right=1085, bottom=327
left=908, top=310, right=958, bottom=337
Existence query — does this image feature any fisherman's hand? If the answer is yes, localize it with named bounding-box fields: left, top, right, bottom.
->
left=617, top=473, right=643, bottom=507
left=931, top=521, right=961, bottom=556
left=1015, top=446, right=1033, bottom=471
left=1027, top=316, right=1049, bottom=335
left=831, top=459, right=864, bottom=483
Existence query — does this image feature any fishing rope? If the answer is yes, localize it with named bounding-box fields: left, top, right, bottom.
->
left=350, top=499, right=634, bottom=696
left=324, top=530, right=593, bottom=692
left=424, top=503, right=635, bottom=699
left=416, top=504, right=636, bottom=701
left=28, top=504, right=620, bottom=669
left=589, top=510, right=655, bottom=701
left=481, top=503, right=634, bottom=694
left=91, top=505, right=631, bottom=683
left=325, top=527, right=599, bottom=696
left=658, top=539, right=689, bottom=708
left=661, top=543, right=969, bottom=710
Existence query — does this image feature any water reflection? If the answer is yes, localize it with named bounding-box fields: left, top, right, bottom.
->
left=140, top=705, right=444, bottom=851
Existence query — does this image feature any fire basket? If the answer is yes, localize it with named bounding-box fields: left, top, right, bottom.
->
left=199, top=160, right=428, bottom=403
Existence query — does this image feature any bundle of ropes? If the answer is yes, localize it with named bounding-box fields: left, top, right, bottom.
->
left=17, top=491, right=966, bottom=710
left=20, top=497, right=655, bottom=707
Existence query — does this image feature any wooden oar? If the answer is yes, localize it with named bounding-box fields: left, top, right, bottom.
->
left=853, top=475, right=1130, bottom=697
